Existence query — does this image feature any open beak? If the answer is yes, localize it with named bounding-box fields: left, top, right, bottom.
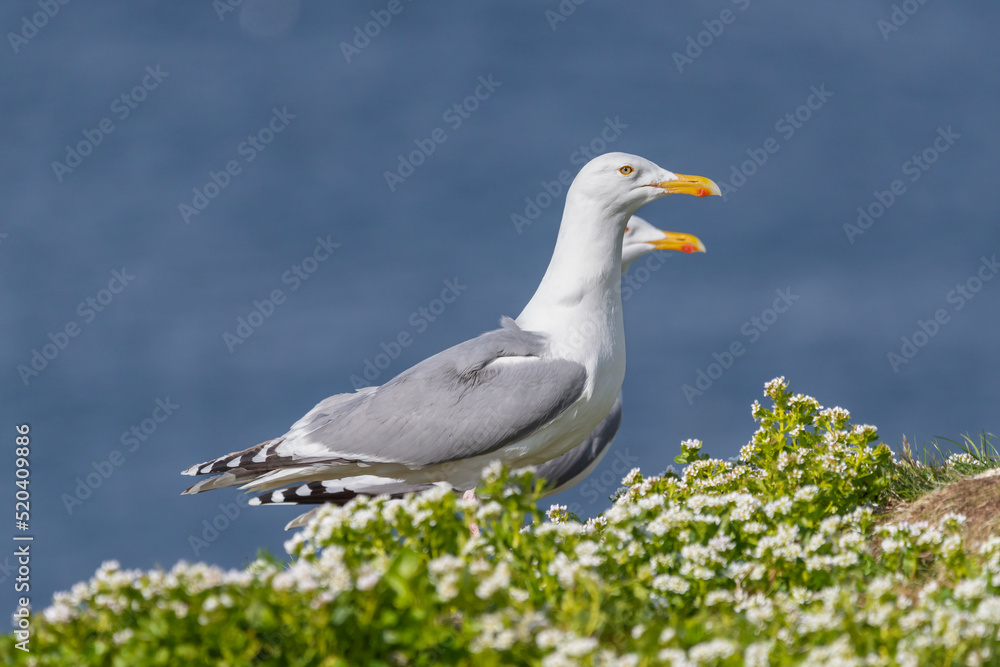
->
left=655, top=174, right=722, bottom=198
left=651, top=231, right=707, bottom=254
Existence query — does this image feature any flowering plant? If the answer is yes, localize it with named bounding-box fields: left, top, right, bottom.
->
left=8, top=379, right=1000, bottom=666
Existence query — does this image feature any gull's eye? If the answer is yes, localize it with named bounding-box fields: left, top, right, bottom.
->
left=619, top=165, right=634, bottom=175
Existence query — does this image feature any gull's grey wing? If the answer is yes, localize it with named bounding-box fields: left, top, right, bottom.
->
left=286, top=318, right=588, bottom=467
left=182, top=318, right=587, bottom=492
left=251, top=393, right=623, bottom=520
left=179, top=388, right=378, bottom=493
left=287, top=386, right=378, bottom=431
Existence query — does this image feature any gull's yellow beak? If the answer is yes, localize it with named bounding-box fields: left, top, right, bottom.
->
left=655, top=174, right=722, bottom=198
left=651, top=231, right=707, bottom=254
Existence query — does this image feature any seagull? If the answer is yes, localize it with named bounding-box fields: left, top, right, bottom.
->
left=181, top=153, right=719, bottom=502
left=247, top=217, right=707, bottom=529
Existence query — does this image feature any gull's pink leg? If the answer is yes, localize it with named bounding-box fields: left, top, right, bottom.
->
left=463, top=488, right=479, bottom=538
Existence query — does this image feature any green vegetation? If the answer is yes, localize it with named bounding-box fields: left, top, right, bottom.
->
left=6, top=379, right=1000, bottom=666
left=886, top=432, right=999, bottom=504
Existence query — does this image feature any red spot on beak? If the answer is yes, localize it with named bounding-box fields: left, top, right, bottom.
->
left=695, top=188, right=711, bottom=197
left=681, top=245, right=696, bottom=254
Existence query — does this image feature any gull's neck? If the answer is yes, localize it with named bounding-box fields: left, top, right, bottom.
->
left=516, top=190, right=632, bottom=359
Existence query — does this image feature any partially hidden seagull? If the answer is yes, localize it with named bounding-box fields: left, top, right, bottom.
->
left=181, top=153, right=719, bottom=502
left=249, top=217, right=707, bottom=529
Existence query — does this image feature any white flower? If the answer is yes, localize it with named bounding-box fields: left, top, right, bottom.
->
left=622, top=468, right=643, bottom=486
left=819, top=406, right=850, bottom=422
left=725, top=562, right=754, bottom=580
left=742, top=595, right=774, bottom=626
left=547, top=504, right=569, bottom=522
left=852, top=423, right=878, bottom=440
left=940, top=512, right=968, bottom=526
left=605, top=505, right=630, bottom=525
left=941, top=534, right=963, bottom=557
left=688, top=638, right=735, bottom=662
left=419, top=483, right=453, bottom=503
left=800, top=636, right=856, bottom=665
left=481, top=459, right=504, bottom=483
left=561, top=636, right=598, bottom=657
left=744, top=641, right=774, bottom=667
left=471, top=612, right=516, bottom=653
left=793, top=485, right=819, bottom=502
left=789, top=393, right=820, bottom=411
left=763, top=497, right=792, bottom=518
left=355, top=564, right=381, bottom=591
left=575, top=540, right=603, bottom=568
left=549, top=553, right=581, bottom=588
left=976, top=597, right=1000, bottom=624
left=42, top=601, right=75, bottom=624
left=753, top=523, right=801, bottom=560
left=652, top=574, right=689, bottom=595
left=477, top=501, right=504, bottom=520
left=475, top=561, right=511, bottom=600
left=705, top=590, right=733, bottom=606
left=348, top=508, right=378, bottom=531
left=510, top=587, right=529, bottom=603
left=708, top=534, right=735, bottom=553
left=867, top=577, right=893, bottom=599
left=946, top=452, right=976, bottom=466
left=170, top=601, right=189, bottom=618
left=535, top=628, right=565, bottom=650
left=638, top=494, right=665, bottom=511
left=954, top=578, right=987, bottom=602
left=657, top=648, right=689, bottom=665
left=764, top=377, right=787, bottom=397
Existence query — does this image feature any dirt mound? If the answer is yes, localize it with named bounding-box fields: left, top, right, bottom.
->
left=882, top=469, right=1000, bottom=550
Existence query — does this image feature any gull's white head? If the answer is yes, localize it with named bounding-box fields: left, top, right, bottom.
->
left=621, top=216, right=706, bottom=272
left=516, top=152, right=718, bottom=330
left=568, top=152, right=721, bottom=221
